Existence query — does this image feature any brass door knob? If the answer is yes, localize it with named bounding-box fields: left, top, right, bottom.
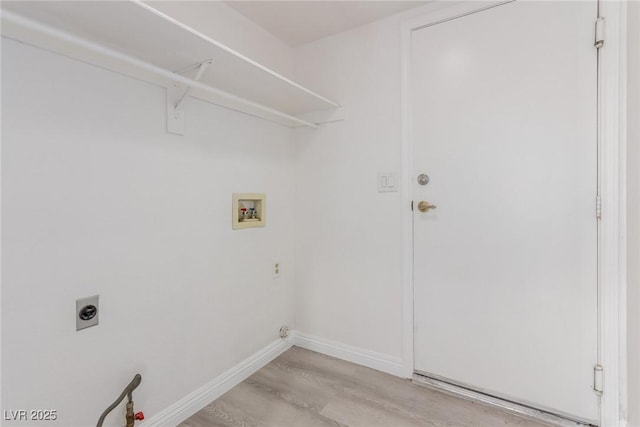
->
left=417, top=201, right=437, bottom=213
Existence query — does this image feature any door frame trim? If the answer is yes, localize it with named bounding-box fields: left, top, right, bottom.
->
left=399, top=2, right=628, bottom=426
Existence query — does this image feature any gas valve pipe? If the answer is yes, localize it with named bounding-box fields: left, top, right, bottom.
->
left=96, top=374, right=143, bottom=427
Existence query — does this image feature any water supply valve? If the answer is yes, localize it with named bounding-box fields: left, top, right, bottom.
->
left=135, top=412, right=145, bottom=421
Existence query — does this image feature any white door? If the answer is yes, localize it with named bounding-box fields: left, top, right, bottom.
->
left=411, top=1, right=598, bottom=422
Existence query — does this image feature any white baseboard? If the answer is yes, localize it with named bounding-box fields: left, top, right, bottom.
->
left=145, top=332, right=404, bottom=426
left=144, top=336, right=294, bottom=427
left=293, top=331, right=404, bottom=378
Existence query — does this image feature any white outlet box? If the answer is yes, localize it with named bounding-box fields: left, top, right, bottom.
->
left=273, top=261, right=281, bottom=279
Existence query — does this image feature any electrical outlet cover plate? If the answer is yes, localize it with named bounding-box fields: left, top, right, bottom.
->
left=273, top=261, right=281, bottom=279
left=76, top=295, right=99, bottom=331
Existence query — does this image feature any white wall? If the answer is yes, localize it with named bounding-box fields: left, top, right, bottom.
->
left=1, top=38, right=295, bottom=426
left=293, top=22, right=404, bottom=358
left=292, top=3, right=449, bottom=361
left=627, top=2, right=640, bottom=425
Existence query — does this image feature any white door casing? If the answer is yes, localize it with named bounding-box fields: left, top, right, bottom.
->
left=410, top=1, right=598, bottom=422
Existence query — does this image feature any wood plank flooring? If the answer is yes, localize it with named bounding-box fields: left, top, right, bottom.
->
left=179, top=346, right=550, bottom=427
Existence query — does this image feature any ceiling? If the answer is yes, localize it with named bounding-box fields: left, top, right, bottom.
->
left=225, top=1, right=428, bottom=47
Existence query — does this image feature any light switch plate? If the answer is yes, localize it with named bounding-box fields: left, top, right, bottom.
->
left=378, top=173, right=398, bottom=192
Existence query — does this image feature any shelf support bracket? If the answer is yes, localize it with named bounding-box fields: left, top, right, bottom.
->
left=175, top=59, right=212, bottom=109
left=167, top=59, right=213, bottom=135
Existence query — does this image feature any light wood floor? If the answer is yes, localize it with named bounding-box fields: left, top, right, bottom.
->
left=179, top=346, right=549, bottom=427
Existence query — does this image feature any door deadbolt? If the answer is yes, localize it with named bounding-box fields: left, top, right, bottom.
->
left=417, top=174, right=430, bottom=185
left=417, top=201, right=437, bottom=213
left=79, top=305, right=97, bottom=321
